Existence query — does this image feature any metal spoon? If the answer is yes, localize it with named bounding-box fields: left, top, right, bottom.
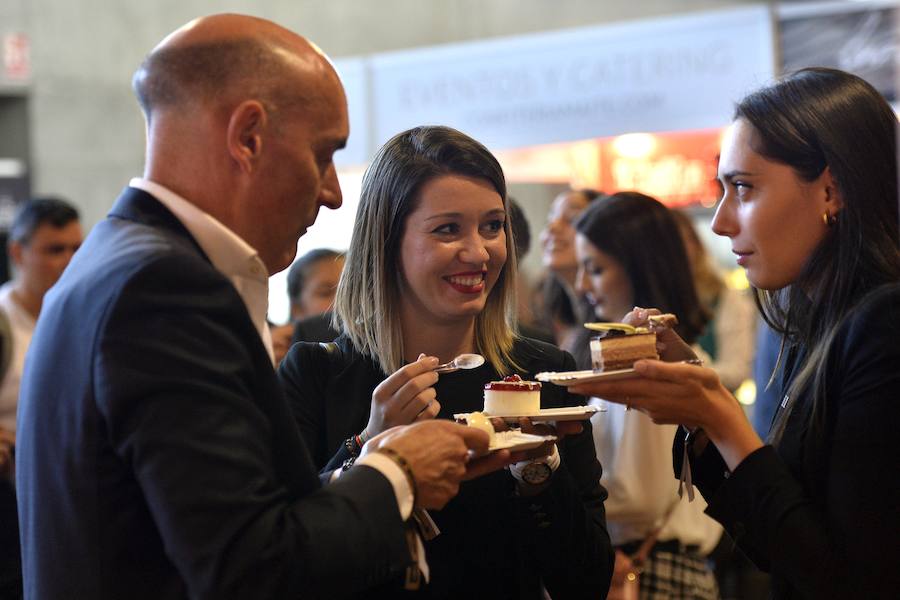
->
left=434, top=353, right=485, bottom=374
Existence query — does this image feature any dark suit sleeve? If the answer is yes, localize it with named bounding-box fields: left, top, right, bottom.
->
left=94, top=256, right=411, bottom=599
left=672, top=428, right=731, bottom=507
left=516, top=345, right=614, bottom=599
left=701, top=286, right=900, bottom=598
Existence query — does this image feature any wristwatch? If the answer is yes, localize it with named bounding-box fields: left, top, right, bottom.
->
left=520, top=460, right=553, bottom=485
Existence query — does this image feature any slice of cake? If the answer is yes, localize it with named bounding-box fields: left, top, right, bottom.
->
left=589, top=331, right=659, bottom=371
left=584, top=314, right=676, bottom=372
left=483, top=374, right=541, bottom=416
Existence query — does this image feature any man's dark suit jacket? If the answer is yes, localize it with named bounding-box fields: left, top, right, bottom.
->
left=16, top=187, right=413, bottom=600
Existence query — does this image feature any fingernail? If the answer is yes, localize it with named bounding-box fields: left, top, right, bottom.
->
left=429, top=356, right=439, bottom=365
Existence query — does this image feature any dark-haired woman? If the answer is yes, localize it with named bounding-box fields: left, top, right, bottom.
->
left=537, top=189, right=603, bottom=356
left=570, top=68, right=900, bottom=599
left=573, top=192, right=721, bottom=599
left=279, top=125, right=613, bottom=599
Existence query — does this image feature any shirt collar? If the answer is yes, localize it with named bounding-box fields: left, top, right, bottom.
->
left=128, top=178, right=268, bottom=284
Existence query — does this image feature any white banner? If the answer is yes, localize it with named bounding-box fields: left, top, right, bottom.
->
left=368, top=5, right=775, bottom=151
left=332, top=58, right=370, bottom=167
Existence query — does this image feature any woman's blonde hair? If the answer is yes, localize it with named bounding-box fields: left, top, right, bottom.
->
left=333, top=126, right=520, bottom=375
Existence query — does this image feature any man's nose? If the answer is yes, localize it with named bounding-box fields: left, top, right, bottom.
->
left=319, top=166, right=342, bottom=210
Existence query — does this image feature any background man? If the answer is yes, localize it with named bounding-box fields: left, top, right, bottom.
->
left=0, top=197, right=82, bottom=443
left=271, top=248, right=345, bottom=362
left=17, top=14, right=507, bottom=599
left=0, top=196, right=80, bottom=600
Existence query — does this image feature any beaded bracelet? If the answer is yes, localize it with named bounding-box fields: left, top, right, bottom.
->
left=375, top=446, right=418, bottom=507
left=343, top=436, right=361, bottom=458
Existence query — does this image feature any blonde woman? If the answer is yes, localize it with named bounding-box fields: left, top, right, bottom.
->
left=279, top=126, right=613, bottom=599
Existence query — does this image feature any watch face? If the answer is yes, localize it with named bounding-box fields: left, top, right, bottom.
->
left=522, top=461, right=552, bottom=485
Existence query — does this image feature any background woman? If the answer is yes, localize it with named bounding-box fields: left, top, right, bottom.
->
left=571, top=68, right=900, bottom=598
left=537, top=188, right=603, bottom=355
left=279, top=125, right=613, bottom=599
left=573, top=192, right=721, bottom=599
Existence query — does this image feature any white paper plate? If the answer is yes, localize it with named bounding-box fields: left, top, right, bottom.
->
left=488, top=431, right=556, bottom=453
left=534, top=368, right=638, bottom=385
left=454, top=405, right=603, bottom=423
left=536, top=360, right=703, bottom=386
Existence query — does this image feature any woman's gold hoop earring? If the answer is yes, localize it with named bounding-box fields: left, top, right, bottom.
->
left=823, top=212, right=837, bottom=226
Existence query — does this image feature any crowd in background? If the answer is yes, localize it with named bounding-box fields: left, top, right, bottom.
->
left=0, top=12, right=898, bottom=600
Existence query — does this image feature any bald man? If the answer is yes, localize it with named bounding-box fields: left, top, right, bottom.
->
left=16, top=15, right=508, bottom=600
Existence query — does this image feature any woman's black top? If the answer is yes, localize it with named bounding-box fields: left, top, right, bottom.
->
left=279, top=335, right=613, bottom=599
left=674, top=283, right=900, bottom=599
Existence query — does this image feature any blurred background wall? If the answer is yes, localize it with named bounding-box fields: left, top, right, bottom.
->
left=1, top=0, right=897, bottom=323
left=3, top=0, right=763, bottom=227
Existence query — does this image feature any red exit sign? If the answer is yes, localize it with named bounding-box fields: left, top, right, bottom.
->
left=3, top=33, right=30, bottom=81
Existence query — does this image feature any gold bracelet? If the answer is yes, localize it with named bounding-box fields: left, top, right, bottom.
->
left=375, top=446, right=418, bottom=507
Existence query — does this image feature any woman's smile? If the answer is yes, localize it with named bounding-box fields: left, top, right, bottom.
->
left=445, top=271, right=487, bottom=293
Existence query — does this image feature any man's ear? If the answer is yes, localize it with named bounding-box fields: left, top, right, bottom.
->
left=226, top=100, right=267, bottom=174
left=8, top=241, right=23, bottom=268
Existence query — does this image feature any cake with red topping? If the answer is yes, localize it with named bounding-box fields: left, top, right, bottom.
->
left=483, top=374, right=541, bottom=416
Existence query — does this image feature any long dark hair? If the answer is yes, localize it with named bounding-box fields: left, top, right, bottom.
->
left=736, top=68, right=900, bottom=442
left=571, top=192, right=709, bottom=368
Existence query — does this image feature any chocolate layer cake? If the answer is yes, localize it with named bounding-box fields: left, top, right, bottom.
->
left=589, top=331, right=659, bottom=371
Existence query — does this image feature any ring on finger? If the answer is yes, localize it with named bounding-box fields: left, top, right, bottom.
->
left=416, top=398, right=434, bottom=417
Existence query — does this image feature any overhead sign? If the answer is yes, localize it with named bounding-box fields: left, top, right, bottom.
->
left=368, top=6, right=775, bottom=151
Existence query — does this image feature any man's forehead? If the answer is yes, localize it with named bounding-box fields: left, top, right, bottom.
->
left=303, top=83, right=350, bottom=137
